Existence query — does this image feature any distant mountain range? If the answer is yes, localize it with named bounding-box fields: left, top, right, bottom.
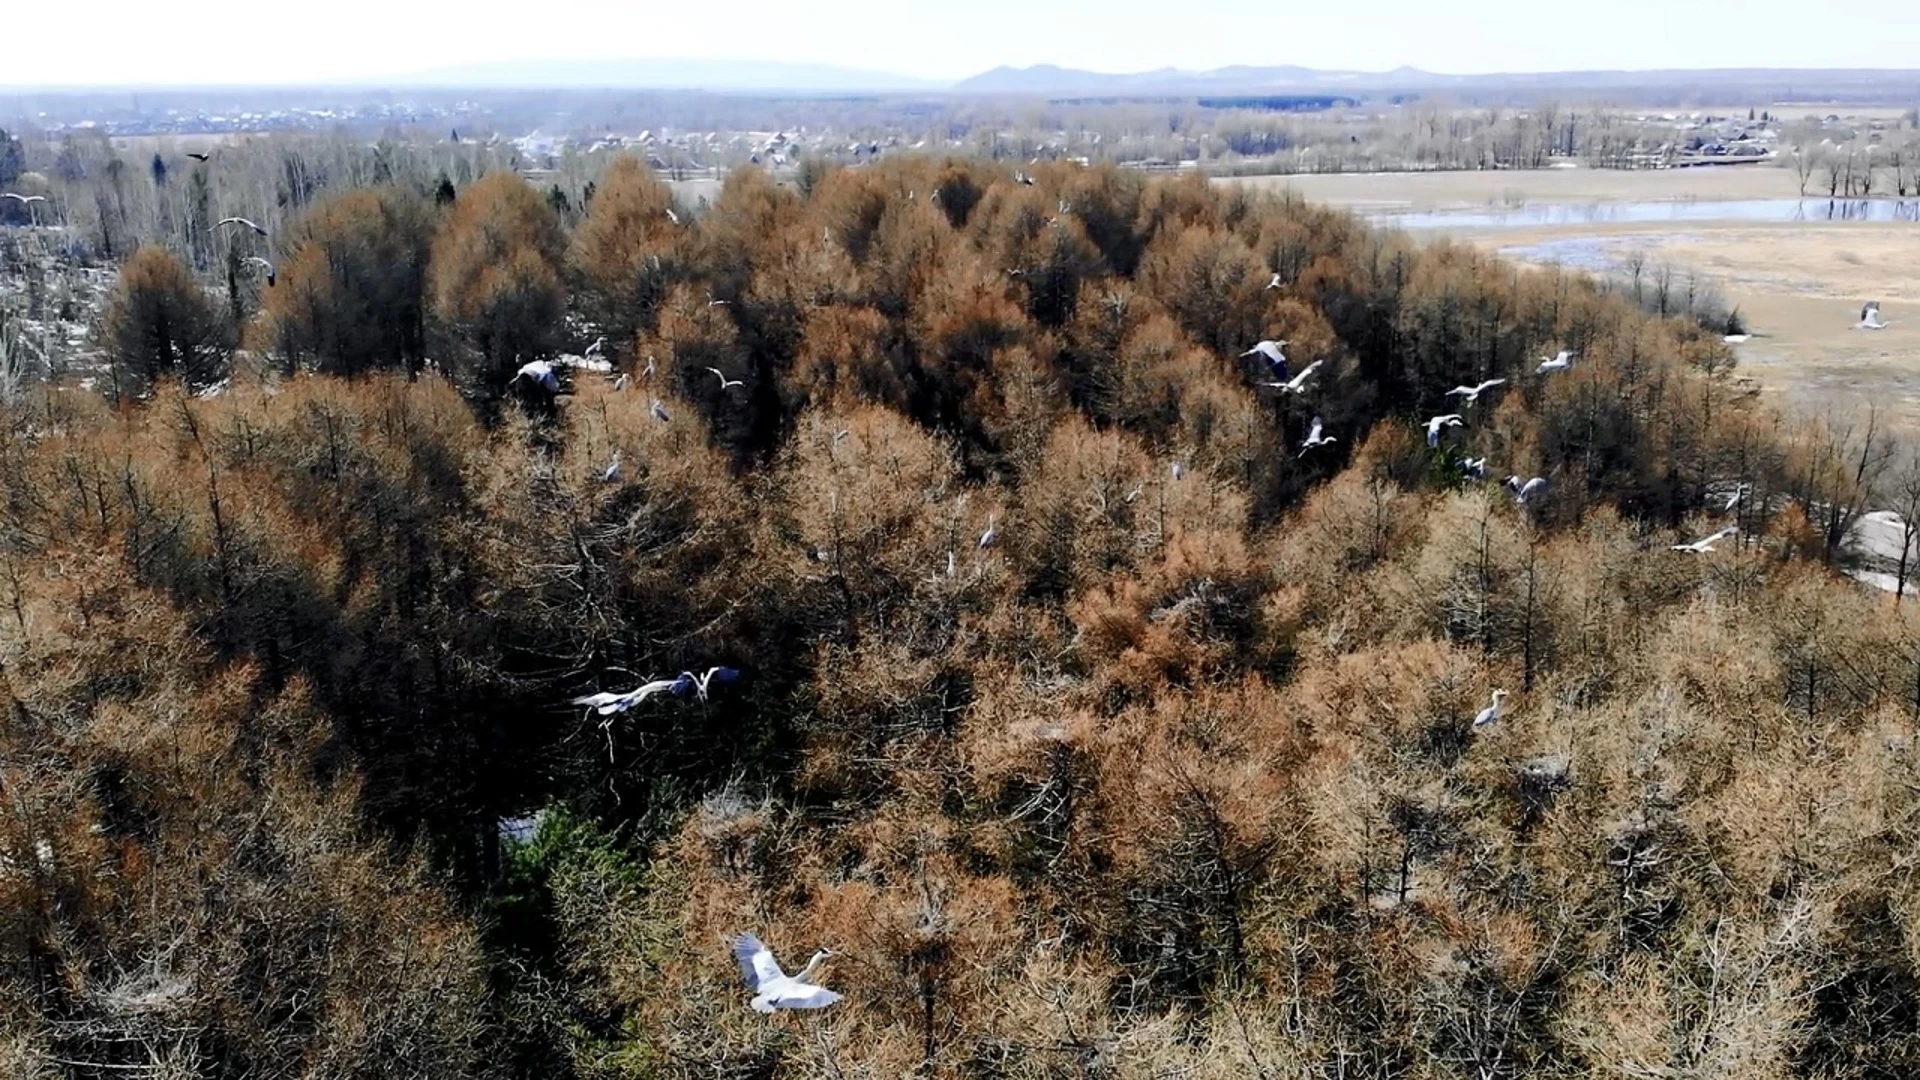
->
left=377, top=58, right=1920, bottom=99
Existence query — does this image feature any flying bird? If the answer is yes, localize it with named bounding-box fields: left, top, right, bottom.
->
left=1536, top=350, right=1574, bottom=374
left=1262, top=359, right=1324, bottom=394
left=707, top=367, right=744, bottom=391
left=734, top=933, right=840, bottom=1014
left=1459, top=456, right=1488, bottom=480
left=570, top=677, right=686, bottom=717
left=212, top=216, right=267, bottom=237
left=243, top=256, right=276, bottom=287
left=1446, top=378, right=1507, bottom=405
left=1505, top=475, right=1549, bottom=505
left=1473, top=689, right=1507, bottom=730
left=1298, top=415, right=1337, bottom=457
left=650, top=398, right=671, bottom=423
left=1, top=192, right=47, bottom=205
left=1425, top=414, right=1465, bottom=448
left=1241, top=339, right=1290, bottom=373
left=1857, top=302, right=1893, bottom=330
left=512, top=359, right=560, bottom=393
left=1671, top=526, right=1738, bottom=554
left=186, top=152, right=211, bottom=162
left=686, top=665, right=741, bottom=701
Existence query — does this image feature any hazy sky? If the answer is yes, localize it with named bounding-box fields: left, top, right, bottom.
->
left=4, top=0, right=1918, bottom=86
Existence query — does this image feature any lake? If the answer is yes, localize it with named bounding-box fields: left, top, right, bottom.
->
left=1374, top=198, right=1920, bottom=231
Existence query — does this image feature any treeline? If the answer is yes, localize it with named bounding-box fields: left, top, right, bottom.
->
left=4, top=157, right=1920, bottom=1079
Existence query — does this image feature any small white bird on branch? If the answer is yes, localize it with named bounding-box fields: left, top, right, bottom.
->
left=1671, top=526, right=1738, bottom=554
left=1473, top=689, right=1507, bottom=730
left=1505, top=475, right=1548, bottom=505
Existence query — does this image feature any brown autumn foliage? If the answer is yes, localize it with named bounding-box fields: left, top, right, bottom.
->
left=429, top=170, right=569, bottom=395
left=101, top=243, right=230, bottom=394
left=7, top=155, right=1920, bottom=1079
left=257, top=185, right=436, bottom=376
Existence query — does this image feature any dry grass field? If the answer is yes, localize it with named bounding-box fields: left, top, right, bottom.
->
left=1224, top=166, right=1920, bottom=427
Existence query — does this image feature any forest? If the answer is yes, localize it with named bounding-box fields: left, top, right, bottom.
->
left=5, top=150, right=1920, bottom=1080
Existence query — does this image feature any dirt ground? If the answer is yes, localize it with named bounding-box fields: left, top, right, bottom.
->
left=1223, top=167, right=1920, bottom=427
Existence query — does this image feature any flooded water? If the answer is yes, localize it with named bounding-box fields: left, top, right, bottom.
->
left=1375, top=198, right=1920, bottom=231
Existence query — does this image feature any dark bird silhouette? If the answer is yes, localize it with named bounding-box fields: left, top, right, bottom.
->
left=186, top=152, right=211, bottom=163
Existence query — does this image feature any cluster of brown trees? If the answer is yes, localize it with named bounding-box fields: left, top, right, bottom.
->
left=6, top=156, right=1920, bottom=1079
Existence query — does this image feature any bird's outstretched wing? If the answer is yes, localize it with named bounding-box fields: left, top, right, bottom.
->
left=774, top=985, right=842, bottom=1009
left=734, top=934, right=784, bottom=990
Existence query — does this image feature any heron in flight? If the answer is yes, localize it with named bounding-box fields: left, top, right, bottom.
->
left=1671, top=526, right=1737, bottom=554
left=1446, top=378, right=1506, bottom=405
left=1262, top=359, right=1323, bottom=395
left=1298, top=415, right=1336, bottom=457
left=186, top=152, right=211, bottom=162
left=212, top=216, right=267, bottom=237
left=1536, top=350, right=1573, bottom=374
left=1857, top=302, right=1893, bottom=330
left=685, top=665, right=740, bottom=701
left=570, top=675, right=690, bottom=717
left=512, top=359, right=560, bottom=393
left=707, top=367, right=744, bottom=391
left=1425, top=414, right=1465, bottom=448
left=243, top=256, right=276, bottom=287
left=1505, top=475, right=1548, bottom=505
left=1241, top=339, right=1290, bottom=374
left=1, top=192, right=47, bottom=205
left=733, top=933, right=840, bottom=1014
left=1473, top=689, right=1507, bottom=730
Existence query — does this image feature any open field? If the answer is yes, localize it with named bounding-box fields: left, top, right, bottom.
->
left=1225, top=163, right=1805, bottom=211
left=1223, top=166, right=1920, bottom=426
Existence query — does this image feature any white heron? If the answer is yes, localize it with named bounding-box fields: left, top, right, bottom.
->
left=978, top=516, right=998, bottom=550
left=734, top=933, right=841, bottom=1014
left=685, top=665, right=741, bottom=701
left=640, top=355, right=657, bottom=380
left=584, top=336, right=606, bottom=358
left=1446, top=378, right=1506, bottom=405
left=1536, top=350, right=1574, bottom=374
left=1265, top=272, right=1282, bottom=290
left=650, top=398, right=671, bottom=423
left=1505, top=475, right=1548, bottom=505
left=570, top=676, right=687, bottom=717
left=1014, top=170, right=1036, bottom=186
left=243, top=256, right=276, bottom=287
left=512, top=359, right=560, bottom=393
left=1721, top=484, right=1749, bottom=513
left=599, top=451, right=621, bottom=484
left=707, top=367, right=744, bottom=391
left=611, top=372, right=631, bottom=392
left=1671, top=526, right=1738, bottom=554
left=665, top=208, right=680, bottom=224
left=1298, top=416, right=1337, bottom=457
left=832, top=428, right=850, bottom=444
left=1459, top=457, right=1488, bottom=480
left=1473, top=689, right=1507, bottom=730
left=1, top=192, right=48, bottom=205
left=1261, top=359, right=1323, bottom=394
left=1425, top=414, right=1465, bottom=448
left=1857, top=302, right=1893, bottom=330
left=1170, top=461, right=1185, bottom=481
left=212, top=216, right=267, bottom=237
left=1241, top=339, right=1290, bottom=372
left=1723, top=334, right=1752, bottom=344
